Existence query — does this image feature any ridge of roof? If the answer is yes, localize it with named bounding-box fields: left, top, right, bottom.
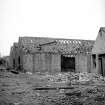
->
left=19, top=36, right=95, bottom=42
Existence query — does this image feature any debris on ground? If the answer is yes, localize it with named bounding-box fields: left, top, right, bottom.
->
left=0, top=70, right=105, bottom=105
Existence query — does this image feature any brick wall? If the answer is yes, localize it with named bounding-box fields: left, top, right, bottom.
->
left=75, top=54, right=90, bottom=73
left=23, top=54, right=33, bottom=72
left=32, top=53, right=61, bottom=73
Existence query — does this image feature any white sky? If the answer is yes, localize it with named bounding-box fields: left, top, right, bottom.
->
left=0, top=0, right=105, bottom=56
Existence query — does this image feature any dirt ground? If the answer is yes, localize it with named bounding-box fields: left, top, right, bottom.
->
left=1, top=71, right=105, bottom=105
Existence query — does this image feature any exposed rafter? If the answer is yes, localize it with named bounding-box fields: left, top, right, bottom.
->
left=19, top=37, right=94, bottom=55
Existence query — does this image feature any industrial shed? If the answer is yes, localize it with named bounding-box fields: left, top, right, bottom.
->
left=9, top=37, right=94, bottom=73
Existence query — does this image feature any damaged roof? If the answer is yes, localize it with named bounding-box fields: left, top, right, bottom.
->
left=18, top=37, right=95, bottom=55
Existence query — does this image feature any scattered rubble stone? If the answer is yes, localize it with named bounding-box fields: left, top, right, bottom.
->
left=1, top=71, right=105, bottom=105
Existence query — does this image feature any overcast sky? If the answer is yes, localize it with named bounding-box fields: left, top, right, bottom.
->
left=0, top=0, right=105, bottom=56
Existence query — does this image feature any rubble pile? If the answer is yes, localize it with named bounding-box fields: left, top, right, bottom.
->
left=77, top=72, right=105, bottom=85
left=78, top=72, right=104, bottom=81
left=0, top=71, right=105, bottom=105
left=41, top=72, right=105, bottom=86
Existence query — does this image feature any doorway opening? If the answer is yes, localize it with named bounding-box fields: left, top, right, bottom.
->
left=99, top=54, right=105, bottom=76
left=13, top=59, right=15, bottom=68
left=61, top=55, right=75, bottom=72
left=92, top=54, right=96, bottom=69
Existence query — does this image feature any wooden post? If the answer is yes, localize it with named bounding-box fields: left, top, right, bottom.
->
left=91, top=54, right=93, bottom=73
left=96, top=54, right=99, bottom=73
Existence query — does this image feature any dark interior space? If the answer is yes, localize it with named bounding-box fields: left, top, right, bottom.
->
left=92, top=54, right=96, bottom=68
left=99, top=54, right=105, bottom=76
left=18, top=56, right=20, bottom=65
left=61, top=55, right=75, bottom=72
left=99, top=58, right=103, bottom=76
left=13, top=59, right=15, bottom=68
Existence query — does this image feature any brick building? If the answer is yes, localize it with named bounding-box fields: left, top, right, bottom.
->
left=9, top=37, right=94, bottom=73
left=92, top=27, right=105, bottom=76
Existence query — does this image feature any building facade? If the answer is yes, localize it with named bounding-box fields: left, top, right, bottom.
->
left=9, top=37, right=94, bottom=73
left=92, top=27, right=105, bottom=76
